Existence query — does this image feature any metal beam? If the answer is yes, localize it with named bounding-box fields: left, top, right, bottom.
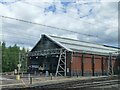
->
left=101, top=57, right=104, bottom=75
left=28, top=48, right=64, bottom=56
left=81, top=53, right=84, bottom=76
left=92, top=55, right=95, bottom=76
left=55, top=49, right=66, bottom=76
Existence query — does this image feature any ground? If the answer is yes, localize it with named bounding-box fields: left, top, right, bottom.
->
left=0, top=74, right=120, bottom=90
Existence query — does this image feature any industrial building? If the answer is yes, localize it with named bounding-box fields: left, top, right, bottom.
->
left=28, top=34, right=119, bottom=76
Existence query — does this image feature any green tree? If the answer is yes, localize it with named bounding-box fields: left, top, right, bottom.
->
left=20, top=47, right=27, bottom=72
left=2, top=42, right=27, bottom=72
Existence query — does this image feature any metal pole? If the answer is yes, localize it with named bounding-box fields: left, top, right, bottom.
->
left=0, top=17, right=2, bottom=86
left=92, top=55, right=95, bottom=76
left=81, top=53, right=84, bottom=76
left=28, top=73, right=30, bottom=81
left=30, top=77, right=32, bottom=84
left=64, top=50, right=67, bottom=76
left=70, top=52, right=73, bottom=77
left=101, top=57, right=104, bottom=75
left=50, top=73, right=52, bottom=80
left=18, top=52, right=21, bottom=75
left=108, top=53, right=112, bottom=76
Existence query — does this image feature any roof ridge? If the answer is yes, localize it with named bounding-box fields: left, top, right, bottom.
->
left=49, top=35, right=103, bottom=46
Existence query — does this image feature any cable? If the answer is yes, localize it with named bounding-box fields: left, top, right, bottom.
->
left=23, top=1, right=100, bottom=25
left=1, top=0, right=103, bottom=27
left=1, top=15, right=99, bottom=38
left=1, top=0, right=115, bottom=30
left=23, top=1, right=117, bottom=33
left=1, top=15, right=118, bottom=47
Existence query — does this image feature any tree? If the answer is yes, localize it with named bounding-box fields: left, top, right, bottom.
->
left=2, top=42, right=27, bottom=72
left=20, top=47, right=27, bottom=72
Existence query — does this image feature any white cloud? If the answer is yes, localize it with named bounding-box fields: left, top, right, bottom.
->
left=0, top=0, right=118, bottom=48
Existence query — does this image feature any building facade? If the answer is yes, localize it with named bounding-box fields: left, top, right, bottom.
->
left=28, top=34, right=119, bottom=76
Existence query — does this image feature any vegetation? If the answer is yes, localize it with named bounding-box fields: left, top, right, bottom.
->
left=2, top=42, right=28, bottom=72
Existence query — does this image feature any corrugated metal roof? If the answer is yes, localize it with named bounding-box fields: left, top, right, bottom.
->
left=45, top=34, right=118, bottom=55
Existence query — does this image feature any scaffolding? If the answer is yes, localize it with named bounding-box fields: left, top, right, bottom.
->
left=108, top=51, right=119, bottom=76
left=55, top=49, right=66, bottom=76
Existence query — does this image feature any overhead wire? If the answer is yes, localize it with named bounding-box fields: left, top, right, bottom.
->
left=1, top=15, right=118, bottom=46
left=22, top=1, right=117, bottom=36
left=2, top=20, right=65, bottom=39
left=1, top=0, right=104, bottom=28
left=23, top=1, right=100, bottom=25
left=22, top=1, right=118, bottom=43
left=24, top=1, right=110, bottom=27
left=1, top=0, right=116, bottom=30
left=1, top=15, right=99, bottom=38
left=0, top=1, right=118, bottom=46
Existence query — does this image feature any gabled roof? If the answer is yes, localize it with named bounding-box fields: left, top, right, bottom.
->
left=32, top=34, right=118, bottom=55
left=45, top=34, right=72, bottom=51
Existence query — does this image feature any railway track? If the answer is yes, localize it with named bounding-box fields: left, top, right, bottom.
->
left=68, top=79, right=120, bottom=89
left=36, top=77, right=120, bottom=90
left=2, top=76, right=120, bottom=90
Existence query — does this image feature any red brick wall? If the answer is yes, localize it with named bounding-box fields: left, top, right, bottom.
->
left=71, top=53, right=82, bottom=73
left=103, top=57, right=108, bottom=73
left=94, top=56, right=102, bottom=73
left=112, top=57, right=116, bottom=74
left=69, top=53, right=117, bottom=76
left=84, top=54, right=92, bottom=73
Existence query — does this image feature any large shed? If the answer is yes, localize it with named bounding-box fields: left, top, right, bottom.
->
left=28, top=34, right=118, bottom=76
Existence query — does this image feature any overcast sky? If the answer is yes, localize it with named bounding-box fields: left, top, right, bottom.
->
left=0, top=0, right=119, bottom=50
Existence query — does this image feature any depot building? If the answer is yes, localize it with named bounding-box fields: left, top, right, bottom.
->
left=27, top=34, right=119, bottom=76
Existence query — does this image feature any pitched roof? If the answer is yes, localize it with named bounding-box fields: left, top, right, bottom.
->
left=32, top=34, right=118, bottom=55
left=46, top=34, right=118, bottom=55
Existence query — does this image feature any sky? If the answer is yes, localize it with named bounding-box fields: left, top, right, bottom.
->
left=0, top=0, right=119, bottom=50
